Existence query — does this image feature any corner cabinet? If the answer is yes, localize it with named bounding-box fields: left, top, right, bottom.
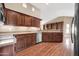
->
left=4, top=8, right=41, bottom=27
left=32, top=17, right=40, bottom=27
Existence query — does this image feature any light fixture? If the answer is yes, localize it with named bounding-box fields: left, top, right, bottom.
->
left=22, top=3, right=27, bottom=8
left=32, top=7, right=35, bottom=12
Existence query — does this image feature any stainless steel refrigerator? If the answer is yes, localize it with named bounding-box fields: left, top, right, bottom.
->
left=71, top=3, right=79, bottom=56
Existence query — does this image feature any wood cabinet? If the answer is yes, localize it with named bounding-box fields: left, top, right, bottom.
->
left=14, top=33, right=36, bottom=52
left=4, top=8, right=41, bottom=27
left=0, top=44, right=15, bottom=56
left=57, top=22, right=63, bottom=30
left=43, top=22, right=63, bottom=30
left=32, top=17, right=40, bottom=27
left=24, top=15, right=32, bottom=26
left=4, top=9, right=17, bottom=25
left=15, top=13, right=25, bottom=26
left=42, top=32, right=63, bottom=42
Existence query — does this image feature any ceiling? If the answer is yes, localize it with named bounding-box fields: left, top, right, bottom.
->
left=31, top=3, right=75, bottom=24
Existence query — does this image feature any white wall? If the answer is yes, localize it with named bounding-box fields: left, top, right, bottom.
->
left=41, top=3, right=75, bottom=24
left=63, top=16, right=74, bottom=55
left=32, top=3, right=75, bottom=24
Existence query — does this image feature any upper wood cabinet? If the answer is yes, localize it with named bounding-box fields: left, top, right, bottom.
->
left=15, top=13, right=25, bottom=26
left=4, top=8, right=41, bottom=27
left=32, top=17, right=40, bottom=27
left=24, top=15, right=32, bottom=26
left=4, top=9, right=17, bottom=25
left=57, top=22, right=63, bottom=30
left=43, top=22, right=63, bottom=30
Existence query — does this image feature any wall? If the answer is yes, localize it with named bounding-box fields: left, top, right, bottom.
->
left=4, top=3, right=40, bottom=18
left=38, top=3, right=75, bottom=24
left=62, top=16, right=74, bottom=55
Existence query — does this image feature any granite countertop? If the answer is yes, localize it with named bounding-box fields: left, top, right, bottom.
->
left=0, top=31, right=37, bottom=35
left=0, top=39, right=16, bottom=47
left=41, top=29, right=63, bottom=32
left=0, top=30, right=63, bottom=35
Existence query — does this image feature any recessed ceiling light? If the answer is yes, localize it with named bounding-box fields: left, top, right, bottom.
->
left=32, top=7, right=35, bottom=12
left=22, top=3, right=27, bottom=8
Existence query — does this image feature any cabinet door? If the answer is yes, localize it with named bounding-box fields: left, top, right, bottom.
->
left=5, top=9, right=17, bottom=25
left=15, top=35, right=24, bottom=52
left=15, top=35, right=22, bottom=52
left=0, top=45, right=15, bottom=56
left=35, top=18, right=40, bottom=27
left=27, top=34, right=32, bottom=47
left=32, top=17, right=40, bottom=27
left=42, top=32, right=49, bottom=42
left=57, top=22, right=63, bottom=30
left=48, top=33, right=54, bottom=42
left=24, top=15, right=32, bottom=26
left=31, top=34, right=36, bottom=45
left=16, top=13, right=24, bottom=26
left=53, top=32, right=63, bottom=42
left=24, top=35, right=27, bottom=48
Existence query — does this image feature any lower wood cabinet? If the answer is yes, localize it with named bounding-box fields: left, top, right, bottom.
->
left=42, top=32, right=63, bottom=42
left=14, top=33, right=36, bottom=52
left=0, top=44, right=15, bottom=56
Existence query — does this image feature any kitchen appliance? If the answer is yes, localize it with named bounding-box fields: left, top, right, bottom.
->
left=71, top=17, right=74, bottom=43
left=71, top=3, right=79, bottom=56
left=36, top=31, right=42, bottom=43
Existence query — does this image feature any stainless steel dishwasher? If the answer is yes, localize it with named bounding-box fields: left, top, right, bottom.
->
left=36, top=31, right=42, bottom=43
